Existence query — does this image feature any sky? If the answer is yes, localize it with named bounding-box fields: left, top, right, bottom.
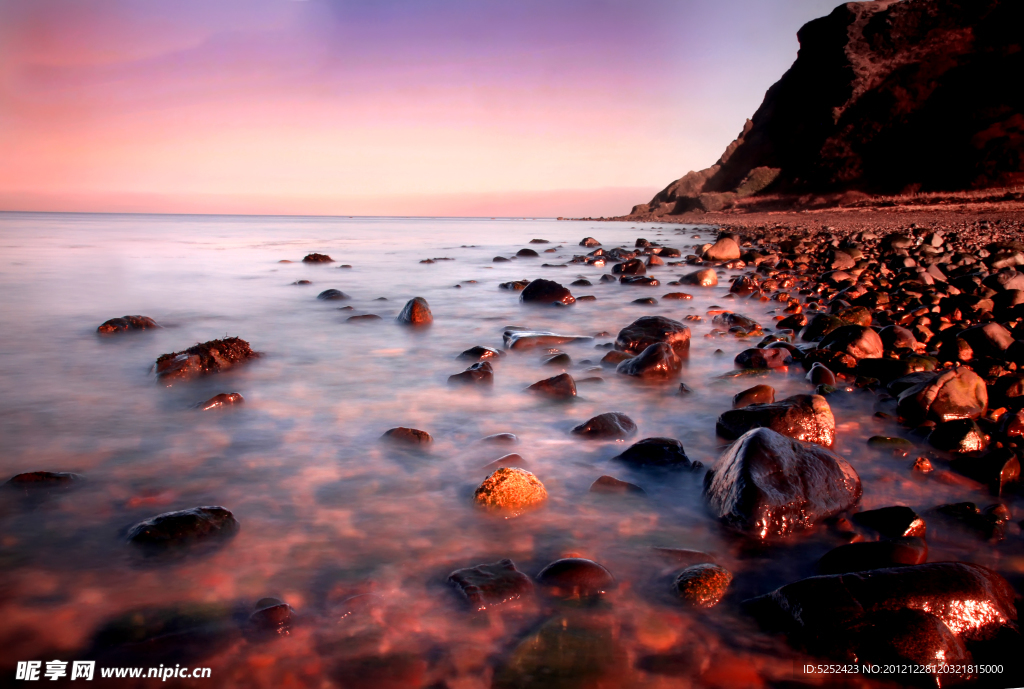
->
left=0, top=0, right=850, bottom=217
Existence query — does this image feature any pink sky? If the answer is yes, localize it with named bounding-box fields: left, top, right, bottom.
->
left=0, top=0, right=848, bottom=217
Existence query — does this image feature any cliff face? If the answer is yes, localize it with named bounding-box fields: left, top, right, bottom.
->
left=634, top=0, right=1024, bottom=216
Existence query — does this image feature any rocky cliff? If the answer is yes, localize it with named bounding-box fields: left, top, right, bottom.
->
left=632, top=0, right=1024, bottom=217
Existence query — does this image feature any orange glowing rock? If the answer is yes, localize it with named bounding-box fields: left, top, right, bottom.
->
left=474, top=467, right=547, bottom=513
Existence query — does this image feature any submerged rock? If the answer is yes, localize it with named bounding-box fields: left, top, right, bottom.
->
left=127, top=506, right=239, bottom=547
left=97, top=315, right=159, bottom=334
left=302, top=253, right=333, bottom=263
left=396, top=297, right=432, bottom=325
left=5, top=471, right=82, bottom=489
left=616, top=342, right=682, bottom=378
left=474, top=467, right=547, bottom=513
left=448, top=361, right=494, bottom=386
left=615, top=315, right=691, bottom=355
left=504, top=330, right=592, bottom=350
left=382, top=427, right=432, bottom=444
left=448, top=559, right=534, bottom=610
left=155, top=337, right=258, bottom=383
left=733, top=384, right=775, bottom=408
left=246, top=598, right=294, bottom=638
left=317, top=289, right=349, bottom=300
left=196, top=392, right=244, bottom=410
left=536, top=558, right=616, bottom=598
left=716, top=394, right=836, bottom=447
left=589, top=475, right=646, bottom=495
left=527, top=372, right=577, bottom=399
left=852, top=506, right=927, bottom=538
left=704, top=427, right=861, bottom=538
left=674, top=564, right=732, bottom=608
left=612, top=437, right=691, bottom=468
left=520, top=278, right=575, bottom=305
left=571, top=412, right=638, bottom=440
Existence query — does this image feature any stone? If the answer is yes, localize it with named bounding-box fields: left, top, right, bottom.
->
left=5, top=471, right=81, bottom=489
left=619, top=275, right=659, bottom=286
left=196, top=392, right=244, bottom=410
left=950, top=448, right=1020, bottom=496
left=896, top=367, right=988, bottom=424
left=570, top=278, right=592, bottom=286
left=504, top=331, right=592, bottom=349
left=589, top=475, right=646, bottom=495
left=448, top=559, right=534, bottom=610
left=448, top=361, right=494, bottom=386
left=97, top=315, right=159, bottom=334
left=520, top=279, right=575, bottom=305
left=734, top=348, right=792, bottom=369
left=600, top=350, right=633, bottom=368
left=616, top=343, right=682, bottom=378
left=663, top=292, right=692, bottom=300
left=612, top=437, right=691, bottom=468
left=631, top=297, right=657, bottom=305
left=674, top=564, right=732, bottom=608
left=317, top=289, right=349, bottom=300
left=704, top=427, right=861, bottom=538
left=474, top=468, right=547, bottom=513
left=928, top=418, right=988, bottom=453
left=516, top=248, right=540, bottom=257
left=611, top=258, right=646, bottom=275
left=346, top=314, right=381, bottom=322
left=526, top=372, right=577, bottom=399
left=801, top=314, right=845, bottom=342
left=155, top=337, right=258, bottom=383
left=806, top=363, right=837, bottom=386
left=481, top=433, right=518, bottom=444
left=302, top=253, right=333, bottom=263
left=382, top=427, right=432, bottom=444
left=247, top=599, right=294, bottom=637
left=817, top=538, right=927, bottom=575
left=958, top=322, right=1014, bottom=358
left=396, top=297, right=432, bottom=325
left=680, top=268, right=718, bottom=287
left=702, top=237, right=741, bottom=261
left=481, top=453, right=527, bottom=472
left=571, top=412, right=638, bottom=440
left=580, top=237, right=601, bottom=247
left=733, top=384, right=775, bottom=408
left=930, top=502, right=1006, bottom=541
left=127, top=506, right=239, bottom=547
left=536, top=558, right=616, bottom=598
left=542, top=352, right=572, bottom=367
left=458, top=345, right=504, bottom=362
left=615, top=316, right=691, bottom=355
left=292, top=280, right=311, bottom=285
left=878, top=325, right=918, bottom=351
left=817, top=325, right=884, bottom=360
left=852, top=506, right=927, bottom=538
left=716, top=394, right=836, bottom=447
left=712, top=312, right=761, bottom=333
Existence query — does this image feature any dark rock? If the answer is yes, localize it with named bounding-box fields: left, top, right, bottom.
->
left=853, top=506, right=926, bottom=538
left=499, top=278, right=528, bottom=289
left=600, top=350, right=633, bottom=368
left=503, top=330, right=591, bottom=349
left=127, top=506, right=239, bottom=547
left=155, top=337, right=258, bottom=383
left=346, top=314, right=381, bottom=322
left=817, top=325, right=884, bottom=360
left=458, top=345, right=504, bottom=362
left=580, top=237, right=601, bottom=247
left=950, top=448, right=1020, bottom=496
left=97, top=315, right=159, bottom=334
left=196, top=392, right=244, bottom=410
left=396, top=297, right=432, bottom=325
left=616, top=343, right=681, bottom=378
left=611, top=258, right=646, bottom=275
left=733, top=384, right=775, bottom=408
left=716, top=394, right=836, bottom=447
left=527, top=372, right=577, bottom=399
left=631, top=297, right=658, bottom=305
left=806, top=363, right=837, bottom=386
left=896, top=367, right=988, bottom=424
left=542, top=352, right=572, bottom=367
left=520, top=278, right=575, bottom=305
left=801, top=314, right=845, bottom=342
left=247, top=599, right=294, bottom=637
left=619, top=275, right=659, bottom=286
left=734, top=348, right=792, bottom=369
left=448, top=361, right=494, bottom=386
left=516, top=248, right=540, bottom=257
left=571, top=412, right=638, bottom=440
left=817, top=538, right=927, bottom=575
left=317, top=289, right=349, bottom=300
left=615, top=316, right=691, bottom=355
left=930, top=502, right=1006, bottom=541
left=704, top=427, right=861, bottom=538
left=536, top=558, right=616, bottom=598
left=663, top=292, right=692, bottom=300
left=589, top=475, right=646, bottom=495
left=5, top=471, right=81, bottom=489
left=959, top=322, right=1014, bottom=358
left=570, top=278, right=592, bottom=286
left=481, top=433, right=518, bottom=444
left=448, top=559, right=534, bottom=610
left=712, top=312, right=761, bottom=333
left=928, top=418, right=988, bottom=453
left=302, top=253, right=333, bottom=263
left=866, top=436, right=913, bottom=449
left=382, top=427, right=432, bottom=444
left=599, top=273, right=617, bottom=283
left=674, top=564, right=732, bottom=608
left=291, top=280, right=311, bottom=285
left=878, top=325, right=918, bottom=351
left=612, top=437, right=691, bottom=468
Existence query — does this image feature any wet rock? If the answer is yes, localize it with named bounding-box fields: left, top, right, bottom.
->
left=930, top=502, right=1006, bottom=540
left=645, top=254, right=664, bottom=267
left=317, top=289, right=349, bottom=300
left=247, top=599, right=294, bottom=637
left=612, top=437, right=691, bottom=468
left=806, top=363, right=837, bottom=386
left=500, top=279, right=529, bottom=290
left=852, top=506, right=926, bottom=538
left=801, top=314, right=845, bottom=342
left=878, top=325, right=919, bottom=351
left=958, top=322, right=1014, bottom=358
left=680, top=268, right=718, bottom=287
left=611, top=258, right=646, bottom=275
left=663, top=292, right=692, bottom=300
left=127, top=506, right=239, bottom=547
left=196, top=392, right=244, bottom=410
left=817, top=325, right=884, bottom=360
left=542, top=352, right=572, bottom=367
left=527, top=372, right=577, bottom=399
left=448, top=361, right=494, bottom=386
left=448, top=559, right=534, bottom=610
left=302, top=253, right=333, bottom=263
left=600, top=350, right=633, bottom=368
left=346, top=314, right=381, bottom=322
left=481, top=433, right=518, bottom=444
left=599, top=273, right=617, bottom=283
left=97, top=315, right=159, bottom=334
left=571, top=412, right=638, bottom=440
left=616, top=343, right=682, bottom=378
left=912, top=456, right=934, bottom=473
left=520, top=278, right=575, bottom=305
left=702, top=237, right=741, bottom=261
left=712, top=312, right=761, bottom=333
left=950, top=448, right=1020, bottom=496
left=817, top=538, right=927, bottom=575
left=493, top=256, right=511, bottom=262
left=536, top=558, right=616, bottom=598
left=619, top=275, right=659, bottom=286
left=674, top=564, right=732, bottom=608
left=396, top=297, right=432, bottom=325
left=482, top=453, right=527, bottom=472
left=733, top=384, right=775, bottom=408
left=866, top=436, right=913, bottom=449
left=292, top=280, right=311, bottom=285
left=516, top=248, right=540, bottom=258
left=615, top=315, right=691, bottom=355
left=896, top=367, right=988, bottom=424
left=704, top=427, right=861, bottom=538
left=928, top=418, right=988, bottom=453
left=155, top=337, right=258, bottom=383
left=382, top=427, right=432, bottom=444
left=631, top=297, right=657, bottom=305
left=734, top=348, right=792, bottom=369
left=716, top=394, right=836, bottom=447
left=589, top=475, right=646, bottom=495
left=580, top=237, right=601, bottom=247
left=5, top=471, right=82, bottom=489
left=474, top=467, right=547, bottom=513
left=570, top=278, right=592, bottom=286
left=458, top=345, right=504, bottom=362
left=504, top=330, right=592, bottom=349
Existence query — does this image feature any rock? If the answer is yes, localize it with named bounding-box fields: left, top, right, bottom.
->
left=704, top=428, right=861, bottom=538
left=896, top=367, right=988, bottom=424
left=716, top=394, right=836, bottom=447
left=599, top=274, right=617, bottom=283
left=852, top=506, right=927, bottom=538
left=571, top=412, right=638, bottom=440
left=619, top=275, right=659, bottom=286
left=527, top=372, right=577, bottom=399
left=959, top=322, right=1014, bottom=358
left=570, top=278, right=592, bottom=286
left=663, top=292, right=692, bottom=300
left=817, top=325, right=884, bottom=360
left=702, top=237, right=741, bottom=261
left=396, top=297, right=432, bottom=325
left=930, top=502, right=1006, bottom=541
left=448, top=361, right=494, bottom=386
left=196, top=392, right=244, bottom=410
left=481, top=433, right=518, bottom=444
left=631, top=297, right=658, bottom=305
left=734, top=348, right=792, bottom=369
left=712, top=312, right=761, bottom=333
left=589, top=475, right=646, bottom=495
left=516, top=248, right=540, bottom=257
left=612, top=437, right=691, bottom=468
left=97, top=315, right=159, bottom=334
left=878, top=325, right=919, bottom=351
left=5, top=471, right=81, bottom=489
left=674, top=564, right=732, bottom=608
left=493, top=256, right=510, bottom=262
left=733, top=384, right=775, bottom=408
left=247, top=599, right=294, bottom=637
left=520, top=278, right=575, bottom=305
left=801, top=314, right=845, bottom=342
left=448, top=559, right=534, bottom=610
left=615, top=316, right=691, bottom=355
left=866, top=436, right=913, bottom=449
left=346, top=314, right=381, bottom=322
left=616, top=343, right=682, bottom=378
left=482, top=453, right=527, bottom=472
left=611, top=258, right=646, bottom=275
left=817, top=538, right=927, bottom=575
left=127, top=506, right=239, bottom=547
left=600, top=350, right=633, bottom=368
left=458, top=345, right=504, bottom=362
left=474, top=468, right=547, bottom=513
left=317, top=289, right=349, bottom=300
left=928, top=418, right=988, bottom=453
left=155, top=337, right=258, bottom=383
left=499, top=279, right=529, bottom=289
left=382, top=427, right=432, bottom=444
left=806, top=363, right=837, bottom=386
left=503, top=330, right=592, bottom=350
left=302, top=253, right=333, bottom=263
left=536, top=558, right=615, bottom=598
left=580, top=237, right=601, bottom=247
left=291, top=280, right=311, bottom=285
left=680, top=268, right=718, bottom=287
left=950, top=448, right=1020, bottom=496
left=542, top=352, right=571, bottom=367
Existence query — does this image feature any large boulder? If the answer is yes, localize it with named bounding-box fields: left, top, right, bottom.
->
left=817, top=325, right=884, bottom=360
left=520, top=279, right=575, bottom=305
left=616, top=343, right=682, bottom=378
left=155, top=337, right=258, bottom=383
left=716, top=394, right=836, bottom=447
left=896, top=367, right=988, bottom=424
left=615, top=316, right=691, bottom=356
left=702, top=237, right=741, bottom=261
left=704, top=427, right=861, bottom=538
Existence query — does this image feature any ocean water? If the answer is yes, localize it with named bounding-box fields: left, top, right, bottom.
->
left=0, top=212, right=1019, bottom=687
